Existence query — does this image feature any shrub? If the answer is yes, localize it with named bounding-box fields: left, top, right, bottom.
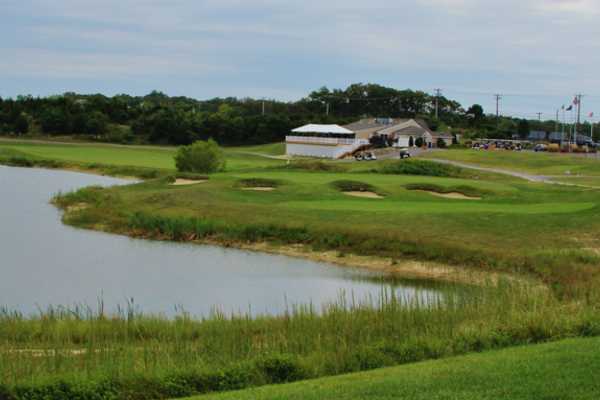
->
left=331, top=180, right=376, bottom=193
left=280, top=160, right=345, bottom=172
left=174, top=139, right=225, bottom=174
left=256, top=354, right=307, bottom=384
left=437, top=138, right=447, bottom=148
left=379, top=160, right=463, bottom=177
left=415, top=137, right=424, bottom=147
left=237, top=178, right=280, bottom=188
left=6, top=156, right=34, bottom=167
left=0, top=385, right=15, bottom=400
left=404, top=183, right=486, bottom=198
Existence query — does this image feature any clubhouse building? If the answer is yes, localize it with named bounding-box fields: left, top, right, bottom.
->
left=286, top=118, right=452, bottom=159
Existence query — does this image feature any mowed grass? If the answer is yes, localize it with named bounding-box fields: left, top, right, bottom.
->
left=0, top=141, right=285, bottom=171
left=423, top=148, right=600, bottom=176
left=191, top=337, right=600, bottom=400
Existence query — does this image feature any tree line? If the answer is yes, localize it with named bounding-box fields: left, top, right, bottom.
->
left=0, top=84, right=593, bottom=145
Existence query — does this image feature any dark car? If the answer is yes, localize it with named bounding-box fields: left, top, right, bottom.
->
left=399, top=149, right=411, bottom=159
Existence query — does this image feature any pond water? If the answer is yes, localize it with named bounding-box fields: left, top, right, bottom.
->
left=0, top=166, right=440, bottom=316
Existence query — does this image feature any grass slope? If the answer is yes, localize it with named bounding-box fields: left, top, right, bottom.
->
left=0, top=141, right=285, bottom=171
left=424, top=148, right=600, bottom=177
left=192, top=337, right=600, bottom=400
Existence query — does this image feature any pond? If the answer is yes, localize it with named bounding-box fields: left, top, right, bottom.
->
left=0, top=166, right=440, bottom=316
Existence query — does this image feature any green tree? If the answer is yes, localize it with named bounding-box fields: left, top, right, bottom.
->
left=85, top=111, right=109, bottom=136
left=175, top=139, right=225, bottom=173
left=517, top=119, right=530, bottom=139
left=14, top=113, right=29, bottom=134
left=408, top=136, right=414, bottom=147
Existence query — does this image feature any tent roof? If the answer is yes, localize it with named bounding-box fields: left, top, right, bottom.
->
left=292, top=124, right=354, bottom=135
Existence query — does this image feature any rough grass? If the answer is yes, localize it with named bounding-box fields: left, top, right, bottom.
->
left=331, top=180, right=377, bottom=193
left=404, top=183, right=489, bottom=198
left=2, top=282, right=600, bottom=400
left=377, top=159, right=465, bottom=177
left=236, top=178, right=282, bottom=188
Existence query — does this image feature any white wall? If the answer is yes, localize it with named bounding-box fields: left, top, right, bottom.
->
left=286, top=143, right=358, bottom=159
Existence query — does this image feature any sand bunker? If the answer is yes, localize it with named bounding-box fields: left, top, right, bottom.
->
left=417, top=190, right=481, bottom=200
left=344, top=191, right=383, bottom=199
left=242, top=187, right=275, bottom=191
left=170, top=179, right=207, bottom=186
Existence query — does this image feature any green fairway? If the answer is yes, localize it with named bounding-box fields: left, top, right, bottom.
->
left=0, top=140, right=285, bottom=171
left=190, top=337, right=600, bottom=400
left=423, top=148, right=600, bottom=177
left=4, top=139, right=600, bottom=400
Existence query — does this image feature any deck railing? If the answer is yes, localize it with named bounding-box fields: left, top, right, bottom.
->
left=285, top=136, right=368, bottom=146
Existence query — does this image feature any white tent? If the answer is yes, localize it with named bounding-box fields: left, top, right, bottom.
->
left=292, top=124, right=354, bottom=135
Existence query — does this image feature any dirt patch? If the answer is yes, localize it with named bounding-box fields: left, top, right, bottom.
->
left=170, top=179, right=208, bottom=186
left=221, top=241, right=528, bottom=287
left=242, top=187, right=275, bottom=191
left=417, top=190, right=481, bottom=200
left=344, top=191, right=383, bottom=199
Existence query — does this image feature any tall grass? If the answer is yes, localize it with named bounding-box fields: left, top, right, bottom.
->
left=1, top=281, right=600, bottom=400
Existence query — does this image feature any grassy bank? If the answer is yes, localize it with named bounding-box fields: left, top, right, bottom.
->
left=5, top=140, right=600, bottom=398
left=1, top=282, right=600, bottom=400
left=191, top=336, right=600, bottom=400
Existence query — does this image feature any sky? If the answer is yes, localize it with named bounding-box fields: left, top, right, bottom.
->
left=1, top=0, right=600, bottom=122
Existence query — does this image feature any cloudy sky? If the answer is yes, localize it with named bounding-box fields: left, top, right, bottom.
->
left=2, top=0, right=600, bottom=121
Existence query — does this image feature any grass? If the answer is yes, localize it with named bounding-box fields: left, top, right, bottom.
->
left=0, top=140, right=285, bottom=174
left=423, top=148, right=600, bottom=177
left=191, top=336, right=600, bottom=400
left=51, top=166, right=600, bottom=296
left=1, top=282, right=600, bottom=400
left=5, top=139, right=600, bottom=398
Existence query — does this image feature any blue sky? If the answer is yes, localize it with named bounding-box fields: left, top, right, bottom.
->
left=1, top=0, right=600, bottom=122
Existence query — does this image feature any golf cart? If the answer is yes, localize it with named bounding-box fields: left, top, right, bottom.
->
left=399, top=149, right=411, bottom=159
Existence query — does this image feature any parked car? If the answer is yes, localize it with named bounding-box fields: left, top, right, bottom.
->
left=355, top=151, right=377, bottom=161
left=399, top=149, right=411, bottom=159
left=534, top=144, right=547, bottom=152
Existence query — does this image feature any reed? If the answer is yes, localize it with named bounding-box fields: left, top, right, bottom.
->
left=1, top=281, right=599, bottom=400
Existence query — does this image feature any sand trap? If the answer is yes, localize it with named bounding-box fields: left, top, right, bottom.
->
left=242, top=187, right=275, bottom=191
left=171, top=179, right=207, bottom=186
left=417, top=190, right=481, bottom=200
left=344, top=191, right=383, bottom=199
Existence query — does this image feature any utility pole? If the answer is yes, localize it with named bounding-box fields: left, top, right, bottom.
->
left=555, top=109, right=559, bottom=134
left=536, top=112, right=543, bottom=121
left=325, top=102, right=330, bottom=116
left=434, top=88, right=442, bottom=119
left=494, top=94, right=502, bottom=133
left=575, top=94, right=583, bottom=143
left=261, top=100, right=265, bottom=116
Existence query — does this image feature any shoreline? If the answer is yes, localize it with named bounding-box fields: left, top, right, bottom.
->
left=3, top=162, right=531, bottom=287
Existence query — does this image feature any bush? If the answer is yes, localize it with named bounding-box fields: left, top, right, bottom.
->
left=237, top=178, right=280, bottom=188
left=331, top=180, right=376, bottom=193
left=379, top=160, right=463, bottom=177
left=174, top=139, right=225, bottom=174
left=415, top=137, right=424, bottom=147
left=404, top=183, right=486, bottom=198
left=256, top=354, right=307, bottom=384
left=279, top=160, right=344, bottom=172
left=437, top=138, right=447, bottom=148
left=6, top=156, right=34, bottom=167
left=0, top=385, right=15, bottom=400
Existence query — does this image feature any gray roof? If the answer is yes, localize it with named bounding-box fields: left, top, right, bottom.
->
left=343, top=118, right=410, bottom=132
